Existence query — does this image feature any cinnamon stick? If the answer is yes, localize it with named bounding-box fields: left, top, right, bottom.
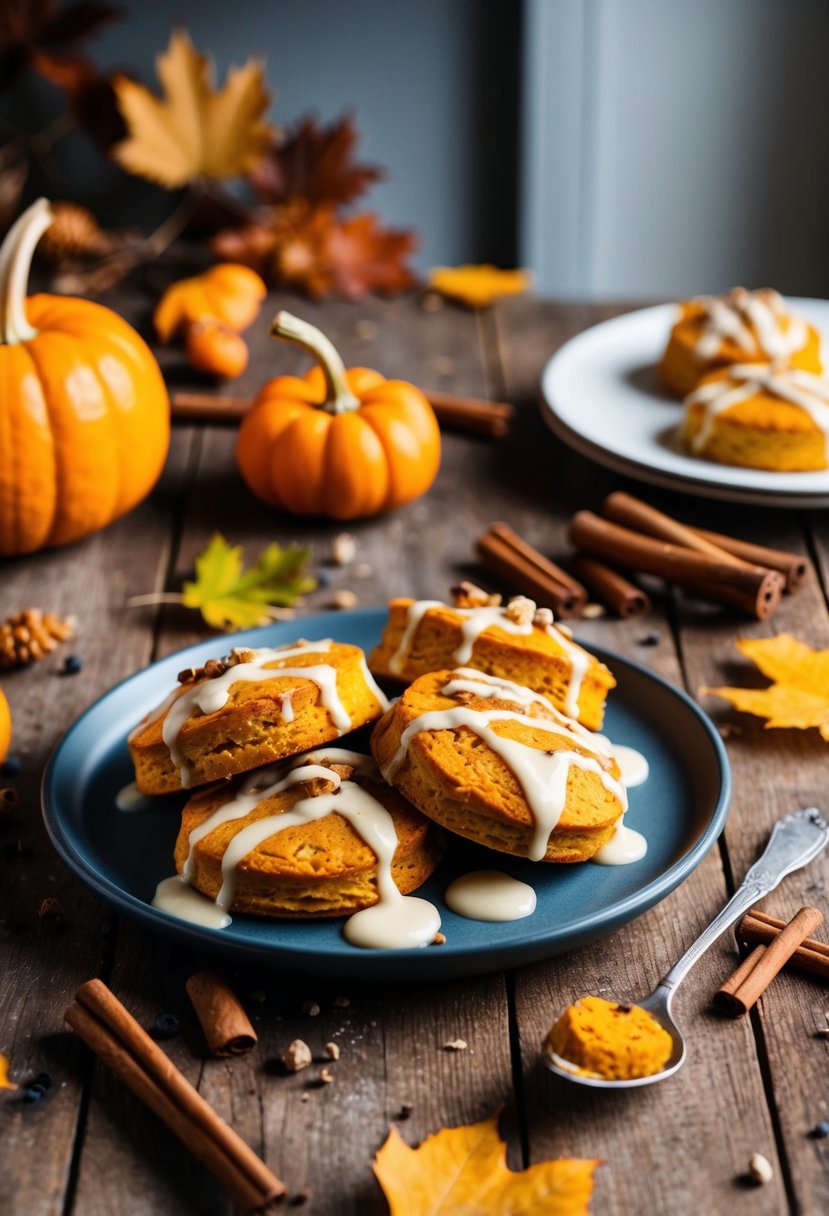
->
left=568, top=511, right=784, bottom=619
left=477, top=522, right=587, bottom=617
left=601, top=491, right=810, bottom=594
left=170, top=388, right=515, bottom=438
left=570, top=554, right=651, bottom=619
left=714, top=906, right=824, bottom=1015
left=186, top=972, right=257, bottom=1057
left=737, top=910, right=829, bottom=979
left=65, top=979, right=284, bottom=1211
left=692, top=528, right=810, bottom=593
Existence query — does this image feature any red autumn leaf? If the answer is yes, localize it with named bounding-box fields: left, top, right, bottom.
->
left=0, top=0, right=120, bottom=88
left=276, top=205, right=417, bottom=300
left=249, top=113, right=383, bottom=208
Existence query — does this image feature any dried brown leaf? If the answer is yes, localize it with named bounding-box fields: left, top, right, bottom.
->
left=249, top=112, right=382, bottom=208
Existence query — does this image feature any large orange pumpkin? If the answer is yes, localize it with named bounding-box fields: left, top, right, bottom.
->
left=0, top=686, right=10, bottom=763
left=237, top=311, right=441, bottom=519
left=0, top=199, right=170, bottom=556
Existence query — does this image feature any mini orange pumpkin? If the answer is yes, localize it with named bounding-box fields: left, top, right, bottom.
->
left=185, top=319, right=249, bottom=379
left=0, top=199, right=170, bottom=557
left=0, top=687, right=10, bottom=763
left=237, top=311, right=441, bottom=519
left=154, top=264, right=266, bottom=343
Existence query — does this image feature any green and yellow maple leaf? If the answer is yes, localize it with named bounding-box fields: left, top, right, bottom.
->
left=180, top=534, right=316, bottom=631
left=373, top=1114, right=599, bottom=1216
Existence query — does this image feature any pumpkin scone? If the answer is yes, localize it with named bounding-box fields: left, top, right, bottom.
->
left=129, top=640, right=388, bottom=795
left=368, top=584, right=615, bottom=731
left=371, top=668, right=626, bottom=863
left=659, top=287, right=821, bottom=398
left=681, top=363, right=829, bottom=471
left=175, top=748, right=441, bottom=918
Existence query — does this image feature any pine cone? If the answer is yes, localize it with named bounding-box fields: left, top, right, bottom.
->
left=0, top=609, right=75, bottom=668
left=38, top=203, right=115, bottom=264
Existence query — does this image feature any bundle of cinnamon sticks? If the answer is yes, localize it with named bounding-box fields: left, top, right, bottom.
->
left=476, top=491, right=811, bottom=620
left=715, top=907, right=829, bottom=1016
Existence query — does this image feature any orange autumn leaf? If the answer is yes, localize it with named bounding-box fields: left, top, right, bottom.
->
left=373, top=1115, right=599, bottom=1216
left=112, top=29, right=273, bottom=187
left=428, top=264, right=532, bottom=308
left=276, top=205, right=417, bottom=300
left=702, top=634, right=829, bottom=741
left=0, top=1052, right=17, bottom=1090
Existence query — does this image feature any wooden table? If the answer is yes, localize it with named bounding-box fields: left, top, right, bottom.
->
left=2, top=292, right=828, bottom=1215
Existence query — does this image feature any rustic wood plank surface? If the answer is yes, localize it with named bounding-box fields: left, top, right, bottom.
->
left=1, top=290, right=828, bottom=1215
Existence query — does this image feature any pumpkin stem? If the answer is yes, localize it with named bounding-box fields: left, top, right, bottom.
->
left=271, top=310, right=361, bottom=414
left=0, top=198, right=54, bottom=346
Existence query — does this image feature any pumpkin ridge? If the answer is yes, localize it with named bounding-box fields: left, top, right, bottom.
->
left=3, top=341, right=56, bottom=553
left=25, top=331, right=121, bottom=546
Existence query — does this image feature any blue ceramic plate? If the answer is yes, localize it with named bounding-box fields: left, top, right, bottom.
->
left=42, top=610, right=730, bottom=980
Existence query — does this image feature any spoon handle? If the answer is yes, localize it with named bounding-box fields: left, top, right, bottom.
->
left=658, top=807, right=829, bottom=997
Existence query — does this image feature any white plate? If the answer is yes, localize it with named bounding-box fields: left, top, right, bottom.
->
left=539, top=299, right=829, bottom=506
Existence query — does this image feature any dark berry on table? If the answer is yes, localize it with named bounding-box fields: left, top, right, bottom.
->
left=151, top=1012, right=181, bottom=1040
left=637, top=632, right=661, bottom=647
left=1, top=755, right=22, bottom=776
left=32, top=1071, right=53, bottom=1090
left=811, top=1121, right=829, bottom=1138
left=61, top=655, right=83, bottom=675
left=22, top=1084, right=46, bottom=1103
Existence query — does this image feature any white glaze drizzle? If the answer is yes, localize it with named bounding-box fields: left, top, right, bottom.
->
left=693, top=289, right=807, bottom=362
left=444, top=669, right=612, bottom=758
left=445, top=871, right=537, bottom=921
left=611, top=745, right=649, bottom=788
left=592, top=823, right=648, bottom=866
left=172, top=747, right=440, bottom=949
left=152, top=875, right=232, bottom=928
left=388, top=601, right=590, bottom=719
left=115, top=781, right=156, bottom=813
left=383, top=703, right=626, bottom=862
left=685, top=363, right=829, bottom=457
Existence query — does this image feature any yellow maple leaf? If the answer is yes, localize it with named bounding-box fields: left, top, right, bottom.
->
left=428, top=264, right=532, bottom=308
left=0, top=1052, right=17, bottom=1090
left=702, top=634, right=829, bottom=741
left=373, top=1115, right=599, bottom=1215
left=112, top=30, right=273, bottom=188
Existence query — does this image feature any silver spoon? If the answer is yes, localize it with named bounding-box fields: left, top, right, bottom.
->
left=544, top=806, right=829, bottom=1089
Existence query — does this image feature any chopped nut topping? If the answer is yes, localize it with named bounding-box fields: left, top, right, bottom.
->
left=324, top=1041, right=341, bottom=1060
left=443, top=1039, right=468, bottom=1052
left=582, top=602, right=606, bottom=620
left=433, top=932, right=446, bottom=945
left=332, top=533, right=357, bottom=566
left=177, top=667, right=198, bottom=685
left=330, top=589, right=358, bottom=611
left=319, top=1066, right=334, bottom=1084
left=533, top=607, right=554, bottom=629
left=203, top=657, right=228, bottom=679
left=748, top=1153, right=773, bottom=1185
left=281, top=1039, right=313, bottom=1072
left=37, top=897, right=64, bottom=918
left=302, top=1001, right=321, bottom=1017
left=230, top=647, right=258, bottom=665
left=505, top=595, right=536, bottom=626
left=450, top=581, right=501, bottom=609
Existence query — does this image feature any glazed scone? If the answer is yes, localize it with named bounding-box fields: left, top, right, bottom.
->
left=368, top=586, right=615, bottom=731
left=659, top=287, right=821, bottom=398
left=371, top=668, right=626, bottom=864
left=175, top=748, right=441, bottom=918
left=681, top=363, right=829, bottom=471
left=130, top=640, right=388, bottom=795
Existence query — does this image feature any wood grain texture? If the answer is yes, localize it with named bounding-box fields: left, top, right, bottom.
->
left=3, top=289, right=828, bottom=1215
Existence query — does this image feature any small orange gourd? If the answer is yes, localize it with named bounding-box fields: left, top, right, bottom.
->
left=237, top=312, right=441, bottom=519
left=0, top=199, right=170, bottom=557
left=0, top=687, right=10, bottom=763
left=154, top=264, right=266, bottom=343
left=185, top=319, right=249, bottom=379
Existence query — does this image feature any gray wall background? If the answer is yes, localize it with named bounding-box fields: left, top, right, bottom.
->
left=5, top=0, right=829, bottom=300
